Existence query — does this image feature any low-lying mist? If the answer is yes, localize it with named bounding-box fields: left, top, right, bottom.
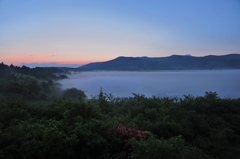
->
left=58, top=70, right=240, bottom=98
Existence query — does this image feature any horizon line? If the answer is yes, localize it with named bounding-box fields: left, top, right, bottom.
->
left=2, top=53, right=239, bottom=68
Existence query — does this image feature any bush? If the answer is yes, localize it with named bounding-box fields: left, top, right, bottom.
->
left=61, top=88, right=87, bottom=100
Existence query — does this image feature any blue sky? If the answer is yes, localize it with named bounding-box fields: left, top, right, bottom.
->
left=0, top=0, right=240, bottom=66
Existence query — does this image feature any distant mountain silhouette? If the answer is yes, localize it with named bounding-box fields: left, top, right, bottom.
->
left=78, top=54, right=240, bottom=70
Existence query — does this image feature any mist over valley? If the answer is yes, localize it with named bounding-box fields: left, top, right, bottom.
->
left=59, top=70, right=240, bottom=98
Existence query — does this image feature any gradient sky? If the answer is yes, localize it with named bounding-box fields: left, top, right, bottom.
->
left=1, top=0, right=240, bottom=66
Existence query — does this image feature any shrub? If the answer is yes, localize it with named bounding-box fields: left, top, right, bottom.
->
left=61, top=88, right=87, bottom=100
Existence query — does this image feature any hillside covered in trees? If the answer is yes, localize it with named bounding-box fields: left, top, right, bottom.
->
left=0, top=62, right=69, bottom=101
left=0, top=63, right=240, bottom=159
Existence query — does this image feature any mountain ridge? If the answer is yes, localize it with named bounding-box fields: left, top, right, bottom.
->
left=78, top=54, right=240, bottom=70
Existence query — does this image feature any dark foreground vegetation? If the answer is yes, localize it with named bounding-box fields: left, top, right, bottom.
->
left=0, top=63, right=240, bottom=159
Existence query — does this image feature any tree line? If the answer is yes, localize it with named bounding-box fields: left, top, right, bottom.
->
left=0, top=62, right=68, bottom=101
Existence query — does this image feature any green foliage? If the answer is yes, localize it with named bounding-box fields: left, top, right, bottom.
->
left=0, top=63, right=70, bottom=101
left=58, top=74, right=68, bottom=79
left=61, top=88, right=87, bottom=100
left=130, top=133, right=213, bottom=159
left=0, top=98, right=108, bottom=159
left=0, top=71, right=240, bottom=159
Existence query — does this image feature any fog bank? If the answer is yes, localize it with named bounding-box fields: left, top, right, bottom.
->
left=58, top=70, right=240, bottom=98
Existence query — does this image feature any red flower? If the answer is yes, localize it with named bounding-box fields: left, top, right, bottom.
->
left=109, top=124, right=148, bottom=158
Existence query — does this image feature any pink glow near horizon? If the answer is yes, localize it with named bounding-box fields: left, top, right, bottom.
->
left=2, top=59, right=94, bottom=66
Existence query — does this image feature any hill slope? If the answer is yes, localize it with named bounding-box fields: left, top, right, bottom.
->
left=79, top=54, right=240, bottom=70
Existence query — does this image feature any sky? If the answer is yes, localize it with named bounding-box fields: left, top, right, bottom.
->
left=0, top=0, right=240, bottom=67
